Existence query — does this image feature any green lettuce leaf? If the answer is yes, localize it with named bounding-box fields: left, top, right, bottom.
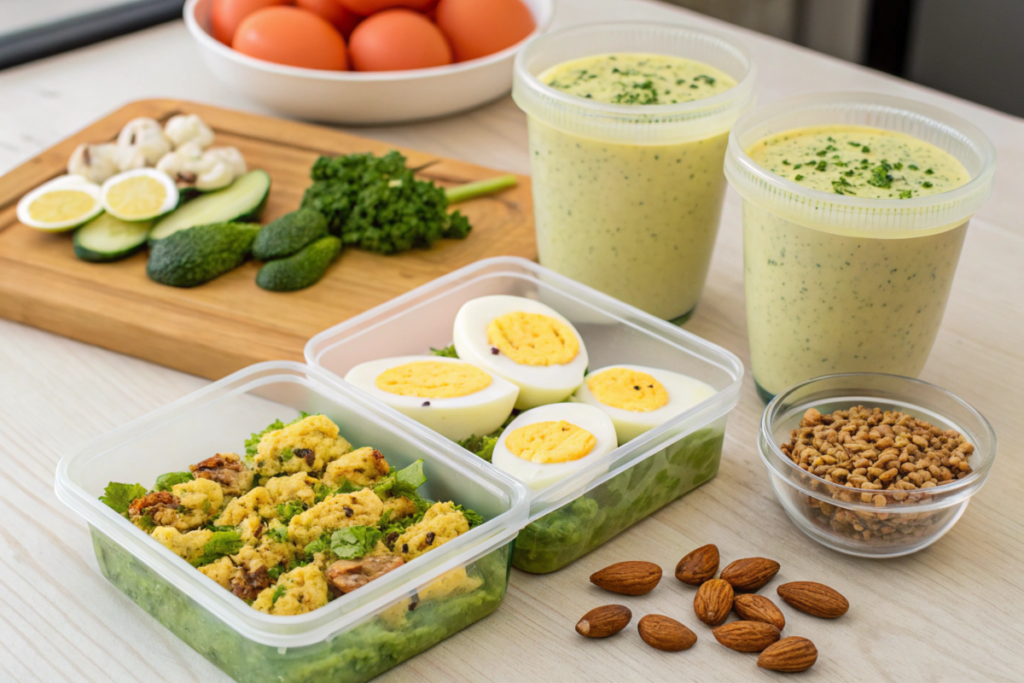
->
left=153, top=471, right=193, bottom=491
left=99, top=482, right=148, bottom=516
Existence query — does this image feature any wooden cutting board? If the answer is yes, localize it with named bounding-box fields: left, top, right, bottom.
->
left=0, top=99, right=536, bottom=379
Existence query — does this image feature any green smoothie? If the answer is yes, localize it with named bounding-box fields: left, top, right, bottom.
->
left=743, top=125, right=972, bottom=396
left=528, top=54, right=738, bottom=321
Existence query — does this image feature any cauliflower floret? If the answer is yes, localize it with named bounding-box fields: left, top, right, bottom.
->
left=393, top=502, right=470, bottom=561
left=322, top=447, right=390, bottom=488
left=151, top=527, right=213, bottom=564
left=287, top=488, right=384, bottom=548
left=190, top=452, right=254, bottom=496
left=155, top=142, right=246, bottom=191
left=129, top=491, right=204, bottom=532
left=164, top=114, right=215, bottom=149
left=116, top=117, right=172, bottom=168
left=198, top=556, right=237, bottom=590
left=172, top=477, right=224, bottom=519
left=67, top=143, right=121, bottom=183
left=215, top=487, right=273, bottom=527
left=265, top=472, right=318, bottom=509
left=254, top=415, right=352, bottom=480
left=252, top=565, right=328, bottom=616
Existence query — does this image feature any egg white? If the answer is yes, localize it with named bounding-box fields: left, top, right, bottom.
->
left=491, top=403, right=617, bottom=492
left=452, top=295, right=589, bottom=410
left=16, top=175, right=103, bottom=231
left=344, top=355, right=519, bottom=442
left=573, top=364, right=717, bottom=444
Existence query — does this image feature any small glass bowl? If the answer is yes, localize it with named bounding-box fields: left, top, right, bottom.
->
left=759, top=373, right=996, bottom=558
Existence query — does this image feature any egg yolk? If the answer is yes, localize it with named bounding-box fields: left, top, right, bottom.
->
left=587, top=368, right=668, bottom=412
left=487, top=312, right=579, bottom=366
left=105, top=176, right=168, bottom=218
left=375, top=361, right=491, bottom=398
left=28, top=190, right=95, bottom=222
left=505, top=421, right=595, bottom=463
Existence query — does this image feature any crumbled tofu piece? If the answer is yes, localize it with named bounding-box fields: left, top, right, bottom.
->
left=322, top=447, right=390, bottom=488
left=254, top=415, right=352, bottom=479
left=252, top=565, right=328, bottom=616
left=394, top=502, right=469, bottom=561
left=287, top=488, right=384, bottom=548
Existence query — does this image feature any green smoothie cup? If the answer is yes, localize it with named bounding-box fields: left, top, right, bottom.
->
left=724, top=93, right=996, bottom=400
left=512, top=23, right=756, bottom=323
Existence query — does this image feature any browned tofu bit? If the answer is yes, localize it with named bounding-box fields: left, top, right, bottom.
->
left=326, top=555, right=404, bottom=594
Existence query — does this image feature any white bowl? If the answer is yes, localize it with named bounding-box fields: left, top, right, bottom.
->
left=184, top=0, right=554, bottom=125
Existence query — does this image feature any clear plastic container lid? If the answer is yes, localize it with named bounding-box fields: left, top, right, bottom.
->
left=724, top=92, right=997, bottom=235
left=304, top=257, right=744, bottom=523
left=512, top=22, right=757, bottom=144
left=54, top=362, right=530, bottom=649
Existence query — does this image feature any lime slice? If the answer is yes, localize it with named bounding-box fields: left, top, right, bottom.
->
left=102, top=168, right=179, bottom=221
left=16, top=175, right=103, bottom=232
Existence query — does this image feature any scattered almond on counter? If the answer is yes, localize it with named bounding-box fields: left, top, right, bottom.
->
left=674, top=544, right=719, bottom=586
left=733, top=594, right=786, bottom=631
left=712, top=620, right=781, bottom=652
left=576, top=605, right=632, bottom=638
left=693, top=578, right=734, bottom=626
left=637, top=615, right=697, bottom=652
left=757, top=636, right=819, bottom=673
left=590, top=561, right=663, bottom=596
left=720, top=557, right=780, bottom=592
left=777, top=582, right=849, bottom=618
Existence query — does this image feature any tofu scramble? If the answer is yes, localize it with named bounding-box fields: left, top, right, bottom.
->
left=100, top=414, right=482, bottom=616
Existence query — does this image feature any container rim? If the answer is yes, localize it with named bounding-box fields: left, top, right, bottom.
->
left=55, top=361, right=530, bottom=649
left=304, top=256, right=744, bottom=521
left=185, top=0, right=555, bottom=82
left=724, top=92, right=997, bottom=234
left=513, top=21, right=756, bottom=119
left=759, top=372, right=997, bottom=513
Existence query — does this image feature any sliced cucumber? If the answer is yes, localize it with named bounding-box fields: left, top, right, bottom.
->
left=149, top=170, right=270, bottom=242
left=73, top=213, right=152, bottom=263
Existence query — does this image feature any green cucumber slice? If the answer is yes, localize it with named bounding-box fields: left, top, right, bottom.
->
left=149, top=170, right=270, bottom=242
left=73, top=213, right=152, bottom=263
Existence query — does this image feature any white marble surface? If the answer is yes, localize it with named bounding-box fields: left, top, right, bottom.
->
left=1, top=1, right=1022, bottom=681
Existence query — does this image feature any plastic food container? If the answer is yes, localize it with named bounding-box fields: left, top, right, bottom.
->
left=305, top=257, right=744, bottom=573
left=185, top=0, right=553, bottom=125
left=759, top=373, right=996, bottom=558
left=55, top=362, right=530, bottom=683
left=724, top=93, right=997, bottom=400
left=512, top=23, right=756, bottom=322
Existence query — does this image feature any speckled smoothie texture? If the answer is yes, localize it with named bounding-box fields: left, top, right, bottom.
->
left=529, top=122, right=730, bottom=320
left=744, top=208, right=968, bottom=395
left=529, top=54, right=737, bottom=320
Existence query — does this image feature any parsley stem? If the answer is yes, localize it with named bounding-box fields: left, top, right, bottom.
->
left=445, top=175, right=518, bottom=205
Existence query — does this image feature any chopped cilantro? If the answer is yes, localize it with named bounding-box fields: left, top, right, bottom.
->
left=190, top=531, right=244, bottom=567
left=922, top=181, right=933, bottom=188
left=267, top=523, right=290, bottom=544
left=99, top=482, right=148, bottom=516
left=457, top=433, right=501, bottom=462
left=330, top=526, right=384, bottom=560
left=794, top=174, right=804, bottom=181
left=867, top=160, right=894, bottom=189
left=267, top=566, right=284, bottom=580
left=861, top=146, right=871, bottom=153
left=815, top=161, right=827, bottom=172
left=899, top=190, right=913, bottom=199
left=925, top=168, right=934, bottom=175
left=154, top=471, right=193, bottom=492
left=429, top=345, right=459, bottom=358
left=453, top=504, right=484, bottom=528
left=271, top=584, right=287, bottom=606
left=280, top=447, right=295, bottom=463
left=277, top=500, right=306, bottom=525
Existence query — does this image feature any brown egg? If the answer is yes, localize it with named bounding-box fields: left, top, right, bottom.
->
left=295, top=0, right=362, bottom=38
left=435, top=0, right=535, bottom=62
left=210, top=0, right=291, bottom=45
left=233, top=6, right=348, bottom=70
left=348, top=9, right=452, bottom=71
left=338, top=0, right=436, bottom=14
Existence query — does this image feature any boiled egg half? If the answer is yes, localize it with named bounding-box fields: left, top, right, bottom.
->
left=453, top=295, right=588, bottom=410
left=16, top=175, right=103, bottom=231
left=344, top=355, right=518, bottom=442
left=491, top=403, right=617, bottom=491
left=573, top=365, right=716, bottom=444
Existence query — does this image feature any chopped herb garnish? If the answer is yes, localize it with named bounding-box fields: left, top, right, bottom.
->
left=899, top=190, right=913, bottom=199
left=429, top=345, right=458, bottom=358
left=154, top=471, right=193, bottom=492
left=190, top=530, right=244, bottom=567
left=99, top=482, right=148, bottom=516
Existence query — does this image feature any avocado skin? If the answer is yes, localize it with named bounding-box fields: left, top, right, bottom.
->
left=256, top=236, right=342, bottom=292
left=252, top=208, right=329, bottom=261
left=146, top=222, right=261, bottom=287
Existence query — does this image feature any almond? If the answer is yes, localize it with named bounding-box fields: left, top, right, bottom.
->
left=720, top=557, right=780, bottom=592
left=675, top=544, right=719, bottom=586
left=590, top=561, right=662, bottom=596
left=757, top=636, right=818, bottom=672
left=733, top=593, right=786, bottom=631
left=712, top=620, right=781, bottom=652
left=777, top=581, right=849, bottom=618
left=575, top=605, right=632, bottom=638
left=693, top=578, right=734, bottom=626
left=637, top=614, right=697, bottom=652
